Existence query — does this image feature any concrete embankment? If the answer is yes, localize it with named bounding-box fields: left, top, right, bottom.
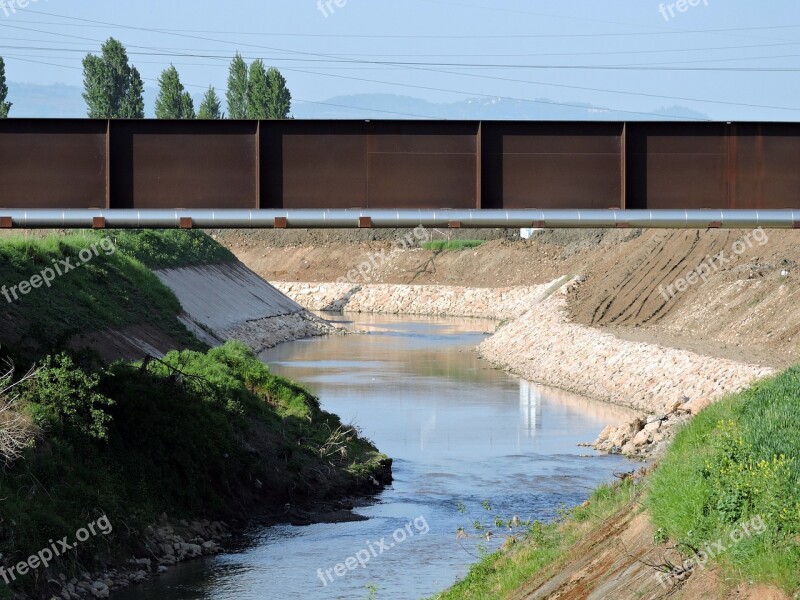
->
left=156, top=262, right=333, bottom=353
left=275, top=280, right=773, bottom=420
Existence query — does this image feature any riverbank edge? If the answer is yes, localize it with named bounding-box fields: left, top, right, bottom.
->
left=273, top=280, right=773, bottom=458
left=0, top=233, right=392, bottom=600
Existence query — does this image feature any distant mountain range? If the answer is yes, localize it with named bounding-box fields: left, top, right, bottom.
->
left=292, top=93, right=710, bottom=121
left=5, top=82, right=710, bottom=121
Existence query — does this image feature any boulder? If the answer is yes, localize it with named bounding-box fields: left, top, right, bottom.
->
left=644, top=420, right=661, bottom=433
left=632, top=429, right=651, bottom=447
left=690, top=397, right=713, bottom=415
left=594, top=424, right=616, bottom=444
left=90, top=581, right=110, bottom=598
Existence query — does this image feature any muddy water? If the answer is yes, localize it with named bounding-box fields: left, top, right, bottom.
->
left=116, top=314, right=634, bottom=600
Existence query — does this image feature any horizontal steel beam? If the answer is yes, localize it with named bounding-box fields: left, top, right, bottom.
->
left=1, top=209, right=799, bottom=229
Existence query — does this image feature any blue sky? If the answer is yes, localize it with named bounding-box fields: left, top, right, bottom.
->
left=1, top=0, right=800, bottom=120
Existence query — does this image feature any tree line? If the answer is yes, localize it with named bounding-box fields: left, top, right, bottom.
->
left=0, top=38, right=291, bottom=120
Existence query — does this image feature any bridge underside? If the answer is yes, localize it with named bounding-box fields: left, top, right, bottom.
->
left=1, top=119, right=800, bottom=229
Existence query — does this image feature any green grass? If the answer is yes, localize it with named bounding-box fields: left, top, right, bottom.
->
left=103, top=230, right=236, bottom=270
left=1, top=341, right=387, bottom=591
left=0, top=233, right=202, bottom=358
left=423, top=240, right=485, bottom=252
left=649, top=367, right=800, bottom=592
left=430, top=479, right=639, bottom=600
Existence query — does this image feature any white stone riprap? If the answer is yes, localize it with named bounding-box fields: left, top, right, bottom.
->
left=274, top=281, right=542, bottom=321
left=274, top=280, right=774, bottom=417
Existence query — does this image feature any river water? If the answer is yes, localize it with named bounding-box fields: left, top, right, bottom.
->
left=116, top=314, right=634, bottom=600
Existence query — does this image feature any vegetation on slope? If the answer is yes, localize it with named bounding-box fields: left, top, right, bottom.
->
left=0, top=233, right=201, bottom=357
left=649, top=367, right=800, bottom=591
left=423, top=240, right=485, bottom=252
left=0, top=341, right=388, bottom=594
left=0, top=230, right=388, bottom=596
left=106, top=230, right=236, bottom=270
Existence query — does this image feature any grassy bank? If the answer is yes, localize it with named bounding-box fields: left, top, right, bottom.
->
left=433, top=367, right=800, bottom=599
left=0, top=341, right=389, bottom=596
left=0, top=232, right=219, bottom=361
left=0, top=231, right=390, bottom=597
left=107, top=230, right=236, bottom=270
left=649, top=367, right=800, bottom=591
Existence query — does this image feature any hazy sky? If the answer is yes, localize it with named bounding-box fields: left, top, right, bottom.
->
left=1, top=0, right=800, bottom=120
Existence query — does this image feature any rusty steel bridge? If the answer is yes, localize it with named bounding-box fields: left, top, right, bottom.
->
left=1, top=119, right=800, bottom=229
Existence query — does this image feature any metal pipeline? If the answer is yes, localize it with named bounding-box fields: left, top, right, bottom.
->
left=0, top=209, right=799, bottom=229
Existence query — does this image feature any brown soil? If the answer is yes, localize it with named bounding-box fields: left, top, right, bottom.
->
left=215, top=228, right=800, bottom=368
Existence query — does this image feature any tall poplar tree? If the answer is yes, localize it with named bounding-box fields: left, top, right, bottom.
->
left=82, top=38, right=144, bottom=118
left=266, top=67, right=291, bottom=119
left=155, top=65, right=195, bottom=119
left=226, top=53, right=249, bottom=119
left=246, top=59, right=270, bottom=120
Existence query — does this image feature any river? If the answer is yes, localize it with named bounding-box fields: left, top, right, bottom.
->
left=116, top=313, right=634, bottom=600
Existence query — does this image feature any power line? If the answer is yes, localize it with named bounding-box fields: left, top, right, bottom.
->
left=6, top=41, right=800, bottom=61
left=4, top=41, right=799, bottom=112
left=11, top=13, right=800, bottom=39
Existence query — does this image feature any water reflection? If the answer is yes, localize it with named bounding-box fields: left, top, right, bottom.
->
left=519, top=379, right=543, bottom=436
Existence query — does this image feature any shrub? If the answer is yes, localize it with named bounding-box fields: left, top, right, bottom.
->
left=24, top=354, right=113, bottom=441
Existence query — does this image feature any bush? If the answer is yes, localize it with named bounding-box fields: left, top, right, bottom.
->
left=24, top=354, right=113, bottom=441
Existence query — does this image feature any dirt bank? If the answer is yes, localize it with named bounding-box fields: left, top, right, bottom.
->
left=217, top=228, right=800, bottom=368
